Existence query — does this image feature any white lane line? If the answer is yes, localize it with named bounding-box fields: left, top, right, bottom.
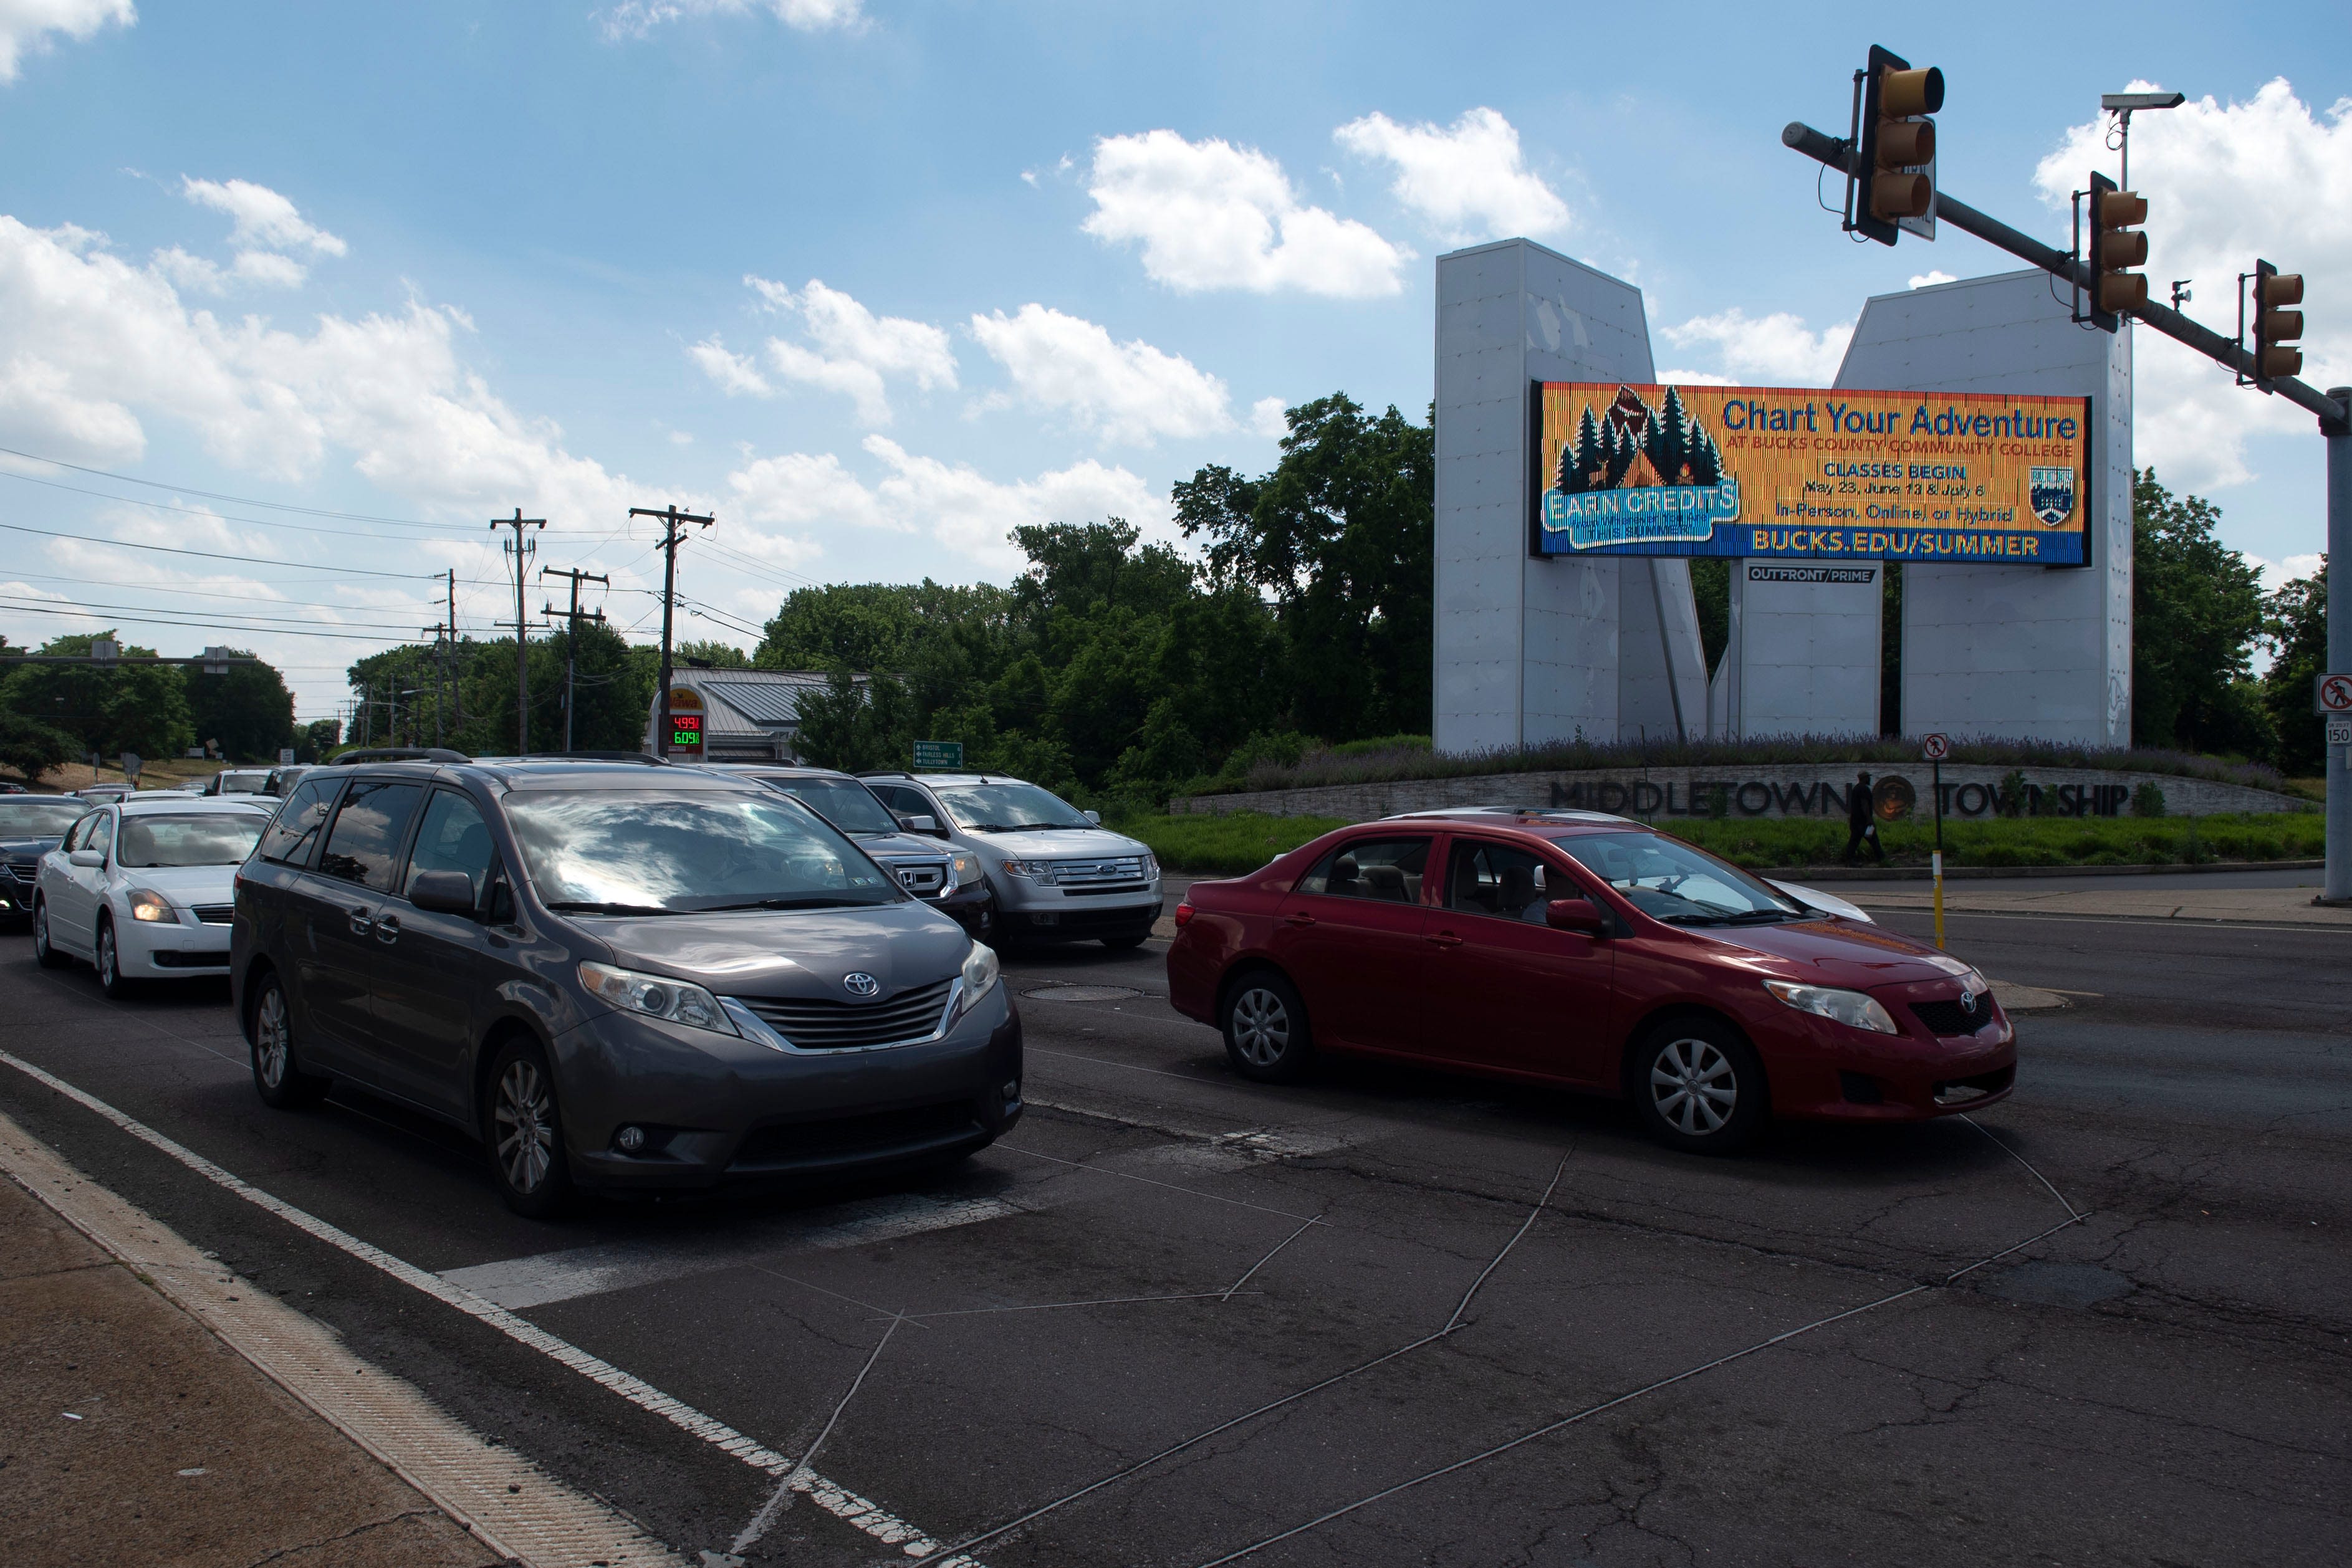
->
left=0, top=1046, right=988, bottom=1568
left=0, top=1108, right=682, bottom=1568
left=443, top=1193, right=1022, bottom=1309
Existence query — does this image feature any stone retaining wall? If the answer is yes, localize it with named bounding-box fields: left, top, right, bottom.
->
left=1169, top=762, right=2310, bottom=825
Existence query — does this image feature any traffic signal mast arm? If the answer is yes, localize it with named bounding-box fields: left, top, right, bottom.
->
left=1782, top=120, right=2348, bottom=430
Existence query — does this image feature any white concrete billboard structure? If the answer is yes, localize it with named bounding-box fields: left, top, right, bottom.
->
left=1433, top=239, right=1707, bottom=752
left=1707, top=561, right=1883, bottom=738
left=1835, top=270, right=2133, bottom=743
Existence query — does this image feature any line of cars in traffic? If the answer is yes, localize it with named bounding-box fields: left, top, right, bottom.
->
left=7, top=750, right=2016, bottom=1208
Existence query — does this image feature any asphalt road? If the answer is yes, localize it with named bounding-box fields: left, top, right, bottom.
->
left=1, top=908, right=2347, bottom=1567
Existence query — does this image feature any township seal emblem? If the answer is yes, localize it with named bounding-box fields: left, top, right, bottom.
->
left=2028, top=466, right=2076, bottom=527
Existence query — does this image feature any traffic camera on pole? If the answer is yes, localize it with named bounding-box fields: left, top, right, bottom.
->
left=2252, top=261, right=2305, bottom=387
left=1848, top=45, right=1941, bottom=246
left=2085, top=171, right=2148, bottom=332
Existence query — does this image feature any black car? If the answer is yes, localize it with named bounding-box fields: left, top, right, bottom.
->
left=229, top=757, right=1021, bottom=1217
left=694, top=763, right=1000, bottom=942
left=0, top=795, right=90, bottom=921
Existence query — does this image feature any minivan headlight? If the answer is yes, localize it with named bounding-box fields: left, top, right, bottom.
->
left=956, top=940, right=1001, bottom=1016
left=1764, top=980, right=1899, bottom=1035
left=579, top=960, right=739, bottom=1036
left=127, top=887, right=178, bottom=922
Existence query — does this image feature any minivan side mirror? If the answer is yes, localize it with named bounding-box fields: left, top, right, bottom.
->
left=408, top=869, right=478, bottom=917
left=898, top=813, right=943, bottom=838
left=1545, top=897, right=1608, bottom=935
left=1083, top=809, right=1102, bottom=825
left=70, top=848, right=105, bottom=869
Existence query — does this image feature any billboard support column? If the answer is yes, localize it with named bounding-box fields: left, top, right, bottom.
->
left=2326, top=387, right=2350, bottom=904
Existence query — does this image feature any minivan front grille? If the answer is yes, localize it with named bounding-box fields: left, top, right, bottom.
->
left=736, top=978, right=956, bottom=1049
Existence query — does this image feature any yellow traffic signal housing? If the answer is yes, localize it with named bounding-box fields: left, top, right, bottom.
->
left=1851, top=45, right=1942, bottom=246
left=2254, top=261, right=2305, bottom=384
left=2086, top=172, right=2148, bottom=331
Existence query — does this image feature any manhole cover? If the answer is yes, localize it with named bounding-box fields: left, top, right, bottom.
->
left=1022, top=984, right=1144, bottom=1003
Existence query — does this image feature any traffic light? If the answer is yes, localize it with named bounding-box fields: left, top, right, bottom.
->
left=2086, top=171, right=2148, bottom=331
left=2253, top=260, right=2304, bottom=385
left=1852, top=44, right=1942, bottom=246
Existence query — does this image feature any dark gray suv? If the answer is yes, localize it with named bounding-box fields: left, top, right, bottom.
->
left=229, top=757, right=1021, bottom=1217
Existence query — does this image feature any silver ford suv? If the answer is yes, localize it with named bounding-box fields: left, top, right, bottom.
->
left=860, top=772, right=1160, bottom=949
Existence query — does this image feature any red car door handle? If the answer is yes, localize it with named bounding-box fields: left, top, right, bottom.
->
left=1428, top=930, right=1462, bottom=948
left=1285, top=912, right=1317, bottom=927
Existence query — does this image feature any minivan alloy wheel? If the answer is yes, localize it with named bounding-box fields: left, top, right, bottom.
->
left=494, top=1059, right=556, bottom=1193
left=254, top=987, right=290, bottom=1089
left=1650, top=1037, right=1738, bottom=1134
left=1229, top=986, right=1290, bottom=1068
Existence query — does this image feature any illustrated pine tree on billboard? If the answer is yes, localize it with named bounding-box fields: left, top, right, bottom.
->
left=1554, top=386, right=1725, bottom=497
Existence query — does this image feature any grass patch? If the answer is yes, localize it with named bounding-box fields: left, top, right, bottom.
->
left=1121, top=811, right=2323, bottom=876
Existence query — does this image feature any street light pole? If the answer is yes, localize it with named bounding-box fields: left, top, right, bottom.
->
left=2327, top=388, right=2350, bottom=904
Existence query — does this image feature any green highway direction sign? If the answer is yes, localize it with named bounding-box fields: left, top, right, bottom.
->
left=913, top=740, right=964, bottom=769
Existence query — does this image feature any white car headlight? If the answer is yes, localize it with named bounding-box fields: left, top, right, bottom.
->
left=126, top=887, right=178, bottom=923
left=999, top=859, right=1056, bottom=885
left=1141, top=853, right=1159, bottom=881
left=579, top=960, right=739, bottom=1036
left=956, top=940, right=1001, bottom=1016
left=1764, top=980, right=1899, bottom=1035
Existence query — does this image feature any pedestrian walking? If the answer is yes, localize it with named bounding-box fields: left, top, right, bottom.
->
left=1844, top=770, right=1884, bottom=864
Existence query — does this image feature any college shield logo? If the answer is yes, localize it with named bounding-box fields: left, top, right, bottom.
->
left=2028, top=466, right=2076, bottom=527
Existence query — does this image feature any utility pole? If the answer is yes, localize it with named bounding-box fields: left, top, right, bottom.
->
left=445, top=568, right=463, bottom=734
left=491, top=509, right=545, bottom=753
left=627, top=504, right=714, bottom=758
left=540, top=565, right=609, bottom=752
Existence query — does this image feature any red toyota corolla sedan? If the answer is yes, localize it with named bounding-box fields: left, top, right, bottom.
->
left=1166, top=808, right=2014, bottom=1152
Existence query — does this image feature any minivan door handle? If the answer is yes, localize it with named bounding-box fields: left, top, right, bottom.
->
left=348, top=907, right=373, bottom=937
left=374, top=913, right=400, bottom=945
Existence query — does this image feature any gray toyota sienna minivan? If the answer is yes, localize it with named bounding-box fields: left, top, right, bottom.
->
left=230, top=756, right=1021, bottom=1217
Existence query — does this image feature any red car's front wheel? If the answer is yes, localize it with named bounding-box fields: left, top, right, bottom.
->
left=1632, top=1021, right=1767, bottom=1154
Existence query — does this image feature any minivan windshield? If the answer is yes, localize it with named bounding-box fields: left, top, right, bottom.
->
left=754, top=776, right=900, bottom=837
left=931, top=780, right=1090, bottom=833
left=504, top=789, right=902, bottom=914
left=117, top=814, right=268, bottom=868
left=1558, top=832, right=1805, bottom=925
left=0, top=799, right=86, bottom=837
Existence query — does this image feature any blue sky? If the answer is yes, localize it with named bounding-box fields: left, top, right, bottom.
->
left=1, top=1, right=2345, bottom=721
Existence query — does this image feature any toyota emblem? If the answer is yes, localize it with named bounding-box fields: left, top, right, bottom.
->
left=1959, top=990, right=1978, bottom=1015
left=843, top=972, right=881, bottom=998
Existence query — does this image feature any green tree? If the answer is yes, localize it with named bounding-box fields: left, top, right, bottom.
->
left=0, top=710, right=79, bottom=783
left=2261, top=559, right=2328, bottom=773
left=297, top=717, right=341, bottom=763
left=1173, top=393, right=1434, bottom=741
left=674, top=639, right=751, bottom=669
left=0, top=633, right=194, bottom=763
left=186, top=652, right=295, bottom=761
left=2131, top=469, right=2270, bottom=755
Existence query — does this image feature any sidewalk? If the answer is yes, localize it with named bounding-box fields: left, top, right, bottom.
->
left=0, top=1170, right=502, bottom=1568
left=1850, top=882, right=2352, bottom=929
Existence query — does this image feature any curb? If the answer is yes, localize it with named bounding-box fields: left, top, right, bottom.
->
left=1754, top=859, right=2322, bottom=884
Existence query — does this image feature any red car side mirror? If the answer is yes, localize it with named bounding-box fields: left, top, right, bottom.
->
left=1545, top=897, right=1607, bottom=935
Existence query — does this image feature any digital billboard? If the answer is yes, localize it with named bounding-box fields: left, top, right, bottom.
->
left=1531, top=381, right=2091, bottom=565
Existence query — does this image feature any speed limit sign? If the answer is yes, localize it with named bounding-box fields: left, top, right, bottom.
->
left=1921, top=732, right=1951, bottom=762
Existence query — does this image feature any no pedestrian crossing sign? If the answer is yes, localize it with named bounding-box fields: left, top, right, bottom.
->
left=913, top=740, right=963, bottom=769
left=1921, top=732, right=1951, bottom=762
left=2318, top=673, right=2352, bottom=714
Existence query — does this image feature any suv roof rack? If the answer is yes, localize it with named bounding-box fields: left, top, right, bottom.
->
left=517, top=751, right=670, bottom=764
left=855, top=770, right=913, bottom=780
left=323, top=747, right=471, bottom=765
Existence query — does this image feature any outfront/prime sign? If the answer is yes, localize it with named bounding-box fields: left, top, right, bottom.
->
left=1532, top=381, right=2091, bottom=565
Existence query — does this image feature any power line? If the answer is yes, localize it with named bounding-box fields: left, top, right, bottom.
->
left=0, top=600, right=428, bottom=642
left=0, top=520, right=448, bottom=578
left=0, top=591, right=426, bottom=633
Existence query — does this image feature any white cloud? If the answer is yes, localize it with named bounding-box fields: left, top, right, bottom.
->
left=1083, top=129, right=1408, bottom=298
left=1333, top=107, right=1568, bottom=245
left=2249, top=550, right=2326, bottom=593
left=969, top=304, right=1231, bottom=446
left=2034, top=79, right=2351, bottom=489
left=1909, top=270, right=1957, bottom=289
left=597, top=0, right=861, bottom=41
left=1249, top=396, right=1289, bottom=439
left=700, top=277, right=955, bottom=426
left=179, top=177, right=345, bottom=257
left=0, top=0, right=132, bottom=85
left=1658, top=308, right=1854, bottom=386
left=725, top=437, right=1168, bottom=570
left=150, top=246, right=307, bottom=293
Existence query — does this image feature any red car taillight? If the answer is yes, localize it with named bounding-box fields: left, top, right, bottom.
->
left=1173, top=901, right=1194, bottom=929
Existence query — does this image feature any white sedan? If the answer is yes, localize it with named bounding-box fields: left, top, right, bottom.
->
left=32, top=796, right=275, bottom=996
